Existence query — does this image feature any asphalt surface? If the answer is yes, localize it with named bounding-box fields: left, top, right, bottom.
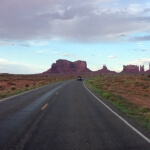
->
left=0, top=80, right=150, bottom=150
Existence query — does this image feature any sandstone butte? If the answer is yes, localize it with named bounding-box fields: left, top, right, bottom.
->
left=96, top=65, right=116, bottom=74
left=43, top=59, right=92, bottom=74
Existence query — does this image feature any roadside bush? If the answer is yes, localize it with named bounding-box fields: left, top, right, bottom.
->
left=89, top=80, right=94, bottom=84
left=140, top=107, right=150, bottom=113
left=25, top=84, right=29, bottom=88
left=102, top=92, right=112, bottom=99
left=38, top=81, right=45, bottom=85
left=0, top=94, right=7, bottom=98
left=0, top=84, right=4, bottom=89
left=33, top=82, right=36, bottom=86
left=144, top=94, right=148, bottom=97
left=11, top=86, right=16, bottom=90
left=8, top=82, right=16, bottom=86
left=109, top=96, right=116, bottom=101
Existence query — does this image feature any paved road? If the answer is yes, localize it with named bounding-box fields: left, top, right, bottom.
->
left=0, top=80, right=150, bottom=150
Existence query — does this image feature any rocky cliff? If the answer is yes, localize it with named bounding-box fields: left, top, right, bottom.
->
left=96, top=65, right=116, bottom=74
left=43, top=59, right=91, bottom=74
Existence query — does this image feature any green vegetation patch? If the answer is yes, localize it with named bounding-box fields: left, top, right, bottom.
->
left=86, top=77, right=150, bottom=131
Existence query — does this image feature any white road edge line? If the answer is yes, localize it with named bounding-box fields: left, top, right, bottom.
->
left=83, top=82, right=150, bottom=144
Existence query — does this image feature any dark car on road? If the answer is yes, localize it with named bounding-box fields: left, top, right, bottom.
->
left=77, top=76, right=82, bottom=81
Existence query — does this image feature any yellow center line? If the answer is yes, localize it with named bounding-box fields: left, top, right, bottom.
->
left=41, top=103, right=48, bottom=111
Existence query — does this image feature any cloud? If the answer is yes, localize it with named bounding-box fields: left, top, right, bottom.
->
left=19, top=44, right=30, bottom=47
left=126, top=3, right=143, bottom=15
left=0, top=41, right=30, bottom=47
left=0, top=58, right=17, bottom=65
left=124, top=58, right=150, bottom=65
left=0, top=58, right=47, bottom=74
left=131, top=35, right=150, bottom=41
left=61, top=53, right=75, bottom=57
left=52, top=51, right=75, bottom=57
left=108, top=55, right=116, bottom=59
left=141, top=49, right=149, bottom=51
left=0, top=41, right=15, bottom=46
left=136, top=58, right=150, bottom=64
left=0, top=0, right=150, bottom=42
left=137, top=42, right=144, bottom=47
left=28, top=41, right=48, bottom=46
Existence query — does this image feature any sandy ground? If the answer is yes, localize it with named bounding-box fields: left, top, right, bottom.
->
left=93, top=74, right=150, bottom=108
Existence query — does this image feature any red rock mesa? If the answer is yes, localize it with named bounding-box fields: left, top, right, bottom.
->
left=43, top=59, right=91, bottom=74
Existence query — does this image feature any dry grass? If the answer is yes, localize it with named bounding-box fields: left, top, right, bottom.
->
left=91, top=74, right=150, bottom=108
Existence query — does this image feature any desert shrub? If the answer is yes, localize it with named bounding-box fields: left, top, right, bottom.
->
left=140, top=107, right=150, bottom=113
left=142, top=85, right=149, bottom=89
left=11, top=86, right=16, bottom=90
left=4, top=79, right=8, bottom=81
left=25, top=84, right=29, bottom=88
left=109, top=96, right=116, bottom=101
left=113, top=82, right=119, bottom=86
left=102, top=92, right=112, bottom=99
left=143, top=94, right=148, bottom=97
left=8, top=82, right=16, bottom=86
left=38, top=81, right=45, bottom=85
left=33, top=82, right=36, bottom=86
left=88, top=80, right=94, bottom=84
left=0, top=94, right=7, bottom=98
left=0, top=84, right=4, bottom=90
left=135, top=82, right=144, bottom=87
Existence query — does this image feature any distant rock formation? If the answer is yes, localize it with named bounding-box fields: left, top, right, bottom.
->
left=121, top=65, right=145, bottom=74
left=145, top=63, right=150, bottom=74
left=122, top=65, right=139, bottom=74
left=43, top=59, right=91, bottom=74
left=43, top=60, right=150, bottom=75
left=145, top=70, right=150, bottom=74
left=96, top=65, right=116, bottom=74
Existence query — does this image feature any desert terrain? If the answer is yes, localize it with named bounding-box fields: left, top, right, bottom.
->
left=0, top=74, right=75, bottom=99
left=88, top=74, right=150, bottom=108
left=1, top=73, right=149, bottom=109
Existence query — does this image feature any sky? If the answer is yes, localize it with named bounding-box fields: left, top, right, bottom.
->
left=0, top=0, right=150, bottom=74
